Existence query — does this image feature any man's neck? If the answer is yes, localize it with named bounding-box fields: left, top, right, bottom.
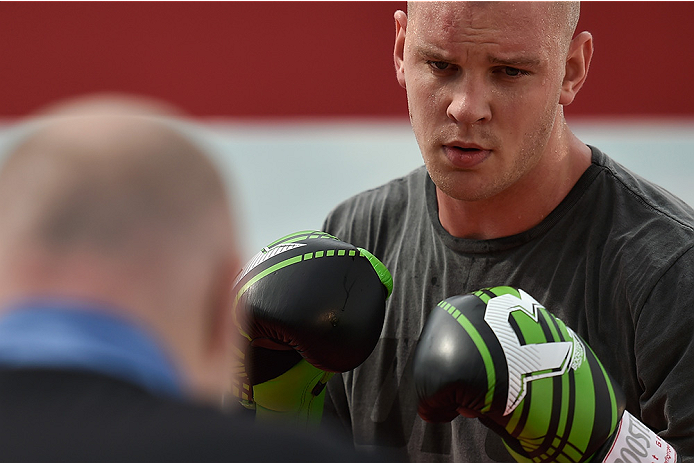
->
left=437, top=132, right=592, bottom=240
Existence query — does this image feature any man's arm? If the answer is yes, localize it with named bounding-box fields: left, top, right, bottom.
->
left=633, top=246, right=694, bottom=460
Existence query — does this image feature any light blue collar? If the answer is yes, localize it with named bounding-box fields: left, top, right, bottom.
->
left=0, top=300, right=186, bottom=399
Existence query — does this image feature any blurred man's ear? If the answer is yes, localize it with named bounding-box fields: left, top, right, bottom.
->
left=560, top=31, right=593, bottom=106
left=200, top=253, right=239, bottom=400
left=209, top=256, right=238, bottom=355
left=394, top=10, right=408, bottom=89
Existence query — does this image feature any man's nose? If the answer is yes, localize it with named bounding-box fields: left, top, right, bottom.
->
left=446, top=76, right=492, bottom=125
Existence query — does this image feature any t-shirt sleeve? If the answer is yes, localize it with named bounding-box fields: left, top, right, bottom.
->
left=634, top=245, right=694, bottom=461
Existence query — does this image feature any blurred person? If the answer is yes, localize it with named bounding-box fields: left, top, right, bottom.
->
left=321, top=2, right=694, bottom=462
left=33, top=92, right=188, bottom=118
left=0, top=103, right=374, bottom=462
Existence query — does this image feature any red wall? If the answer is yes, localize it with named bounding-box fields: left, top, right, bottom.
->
left=1, top=1, right=692, bottom=118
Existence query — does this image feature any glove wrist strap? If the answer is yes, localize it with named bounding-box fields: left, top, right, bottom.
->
left=602, top=411, right=677, bottom=463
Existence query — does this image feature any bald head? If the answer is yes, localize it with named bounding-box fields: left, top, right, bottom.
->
left=34, top=92, right=187, bottom=118
left=407, top=1, right=580, bottom=50
left=0, top=115, right=228, bottom=259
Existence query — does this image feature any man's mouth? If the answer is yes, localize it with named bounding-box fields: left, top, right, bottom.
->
left=449, top=142, right=486, bottom=152
left=442, top=144, right=491, bottom=168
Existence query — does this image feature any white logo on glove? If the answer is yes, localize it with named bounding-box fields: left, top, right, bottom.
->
left=484, top=290, right=584, bottom=415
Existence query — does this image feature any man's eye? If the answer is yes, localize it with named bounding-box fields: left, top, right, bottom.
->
left=428, top=61, right=450, bottom=71
left=503, top=67, right=528, bottom=77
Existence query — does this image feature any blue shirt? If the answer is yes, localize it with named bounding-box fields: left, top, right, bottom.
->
left=0, top=299, right=185, bottom=399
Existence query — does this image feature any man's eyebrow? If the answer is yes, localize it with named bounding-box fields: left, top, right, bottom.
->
left=488, top=55, right=542, bottom=67
left=414, top=44, right=451, bottom=61
left=413, top=43, right=542, bottom=68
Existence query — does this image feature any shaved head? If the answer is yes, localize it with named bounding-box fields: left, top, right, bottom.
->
left=407, top=1, right=580, bottom=51
left=0, top=115, right=227, bottom=258
left=34, top=92, right=187, bottom=118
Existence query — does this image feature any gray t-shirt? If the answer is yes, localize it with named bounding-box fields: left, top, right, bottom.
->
left=322, top=146, right=694, bottom=463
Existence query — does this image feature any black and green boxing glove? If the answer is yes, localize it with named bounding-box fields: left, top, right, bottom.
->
left=229, top=230, right=392, bottom=428
left=413, top=286, right=678, bottom=462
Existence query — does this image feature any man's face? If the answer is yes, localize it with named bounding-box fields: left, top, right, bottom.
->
left=397, top=2, right=570, bottom=202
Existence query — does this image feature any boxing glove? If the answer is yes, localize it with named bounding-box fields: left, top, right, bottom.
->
left=413, top=286, right=678, bottom=463
left=229, top=230, right=392, bottom=428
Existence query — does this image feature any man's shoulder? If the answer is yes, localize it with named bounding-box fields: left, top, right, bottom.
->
left=324, top=165, right=427, bottom=239
left=587, top=148, right=694, bottom=302
left=333, top=165, right=426, bottom=211
left=0, top=368, right=364, bottom=463
left=592, top=148, right=694, bottom=231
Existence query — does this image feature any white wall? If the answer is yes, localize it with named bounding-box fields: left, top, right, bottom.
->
left=2, top=119, right=694, bottom=259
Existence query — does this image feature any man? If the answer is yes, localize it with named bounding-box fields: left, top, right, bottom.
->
left=322, top=2, right=694, bottom=462
left=0, top=109, right=370, bottom=462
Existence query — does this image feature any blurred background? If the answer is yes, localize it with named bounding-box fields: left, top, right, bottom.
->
left=1, top=1, right=693, bottom=257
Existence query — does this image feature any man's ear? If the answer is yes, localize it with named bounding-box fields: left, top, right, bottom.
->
left=560, top=31, right=593, bottom=105
left=205, top=255, right=238, bottom=359
left=394, top=10, right=408, bottom=89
